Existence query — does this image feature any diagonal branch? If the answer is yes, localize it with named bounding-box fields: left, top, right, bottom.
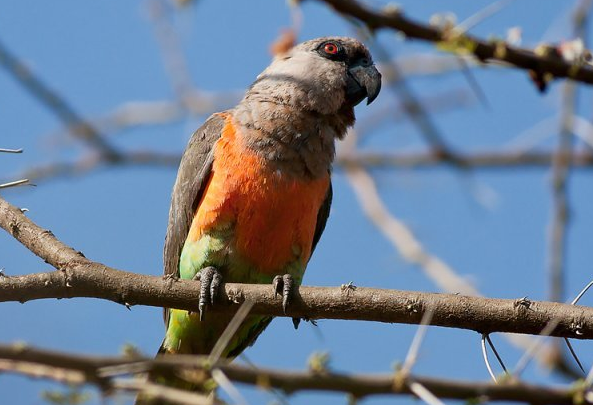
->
left=0, top=38, right=122, bottom=161
left=316, top=0, right=593, bottom=86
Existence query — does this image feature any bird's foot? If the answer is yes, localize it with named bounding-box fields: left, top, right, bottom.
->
left=273, top=274, right=294, bottom=315
left=192, top=266, right=223, bottom=321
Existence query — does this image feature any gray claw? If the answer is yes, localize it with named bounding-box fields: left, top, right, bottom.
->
left=272, top=274, right=294, bottom=315
left=273, top=275, right=282, bottom=298
left=282, top=274, right=293, bottom=314
left=211, top=271, right=222, bottom=305
left=193, top=266, right=222, bottom=321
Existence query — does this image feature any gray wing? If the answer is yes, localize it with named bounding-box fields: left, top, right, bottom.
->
left=310, top=181, right=332, bottom=255
left=163, top=113, right=226, bottom=324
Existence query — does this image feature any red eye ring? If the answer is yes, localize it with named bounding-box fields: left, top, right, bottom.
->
left=323, top=42, right=339, bottom=55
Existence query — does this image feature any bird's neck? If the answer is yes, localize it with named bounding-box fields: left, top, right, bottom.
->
left=232, top=98, right=354, bottom=179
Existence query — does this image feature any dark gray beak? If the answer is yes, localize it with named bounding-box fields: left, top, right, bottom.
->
left=346, top=63, right=382, bottom=106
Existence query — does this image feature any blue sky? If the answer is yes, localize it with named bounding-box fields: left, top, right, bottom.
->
left=1, top=1, right=593, bottom=404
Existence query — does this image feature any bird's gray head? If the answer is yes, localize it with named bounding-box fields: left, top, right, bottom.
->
left=244, top=37, right=381, bottom=115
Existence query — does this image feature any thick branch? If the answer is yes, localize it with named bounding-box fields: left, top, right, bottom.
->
left=317, top=0, right=593, bottom=85
left=0, top=344, right=586, bottom=405
left=1, top=196, right=593, bottom=339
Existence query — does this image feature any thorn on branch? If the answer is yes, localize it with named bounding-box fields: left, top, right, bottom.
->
left=162, top=272, right=178, bottom=289
left=226, top=288, right=244, bottom=304
left=570, top=322, right=584, bottom=337
left=514, top=296, right=532, bottom=310
left=60, top=268, right=72, bottom=288
left=406, top=301, right=422, bottom=314
left=340, top=281, right=357, bottom=295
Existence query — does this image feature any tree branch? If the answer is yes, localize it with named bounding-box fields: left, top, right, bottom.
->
left=0, top=38, right=122, bottom=161
left=8, top=150, right=593, bottom=185
left=0, top=343, right=587, bottom=405
left=0, top=345, right=590, bottom=405
left=316, top=0, right=593, bottom=86
left=1, top=196, right=593, bottom=340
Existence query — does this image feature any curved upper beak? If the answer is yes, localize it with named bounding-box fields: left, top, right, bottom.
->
left=346, top=63, right=382, bottom=106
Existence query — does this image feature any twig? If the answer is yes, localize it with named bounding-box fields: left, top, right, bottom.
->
left=560, top=278, right=593, bottom=375
left=342, top=155, right=479, bottom=295
left=408, top=382, right=446, bottom=405
left=548, top=64, right=577, bottom=306
left=481, top=333, right=509, bottom=383
left=545, top=0, right=591, bottom=380
left=513, top=319, right=562, bottom=376
left=572, top=280, right=593, bottom=305
left=113, top=379, right=215, bottom=405
left=486, top=334, right=509, bottom=375
left=208, top=301, right=254, bottom=364
left=563, top=338, right=585, bottom=373
left=361, top=35, right=459, bottom=161
left=148, top=0, right=197, bottom=106
left=0, top=179, right=30, bottom=189
left=401, top=308, right=434, bottom=375
left=211, top=369, right=248, bottom=405
left=481, top=334, right=498, bottom=383
left=456, top=0, right=516, bottom=34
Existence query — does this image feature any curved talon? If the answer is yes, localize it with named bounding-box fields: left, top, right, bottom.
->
left=272, top=274, right=294, bottom=315
left=282, top=275, right=293, bottom=314
left=273, top=275, right=282, bottom=299
left=193, top=266, right=222, bottom=321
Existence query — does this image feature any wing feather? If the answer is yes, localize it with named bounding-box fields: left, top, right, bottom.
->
left=163, top=113, right=226, bottom=324
left=310, top=181, right=332, bottom=255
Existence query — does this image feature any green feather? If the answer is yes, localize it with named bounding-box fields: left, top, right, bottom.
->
left=163, top=224, right=305, bottom=357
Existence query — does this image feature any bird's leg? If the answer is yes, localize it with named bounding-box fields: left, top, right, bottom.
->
left=193, top=266, right=223, bottom=321
left=272, top=274, right=294, bottom=315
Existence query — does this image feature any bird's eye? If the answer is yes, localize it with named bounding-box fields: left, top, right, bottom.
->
left=317, top=41, right=345, bottom=60
left=323, top=42, right=339, bottom=55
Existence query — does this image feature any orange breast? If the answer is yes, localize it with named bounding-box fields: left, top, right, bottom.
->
left=187, top=115, right=330, bottom=273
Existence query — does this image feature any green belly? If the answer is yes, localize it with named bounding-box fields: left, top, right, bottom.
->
left=162, top=228, right=304, bottom=356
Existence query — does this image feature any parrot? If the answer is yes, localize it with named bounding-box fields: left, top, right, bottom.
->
left=141, top=36, right=380, bottom=401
